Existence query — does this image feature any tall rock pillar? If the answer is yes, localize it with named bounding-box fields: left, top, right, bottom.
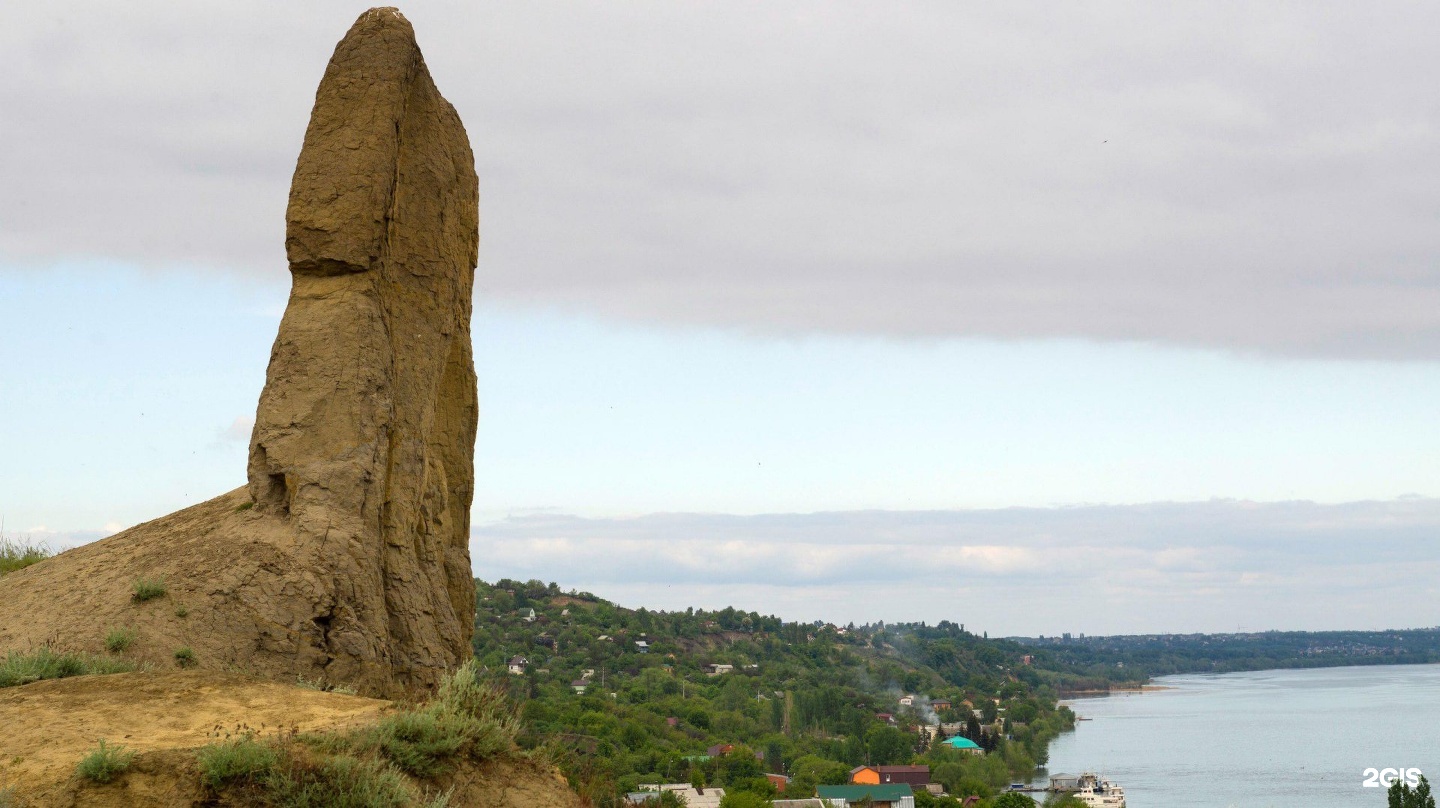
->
left=247, top=7, right=478, bottom=693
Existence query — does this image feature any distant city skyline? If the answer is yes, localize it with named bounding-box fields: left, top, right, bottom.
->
left=3, top=2, right=1437, bottom=634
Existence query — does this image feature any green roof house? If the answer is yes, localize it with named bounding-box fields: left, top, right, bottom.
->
left=815, top=783, right=915, bottom=807
left=943, top=736, right=983, bottom=754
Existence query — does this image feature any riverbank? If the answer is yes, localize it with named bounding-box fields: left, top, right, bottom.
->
left=1058, top=684, right=1174, bottom=696
left=1038, top=663, right=1440, bottom=807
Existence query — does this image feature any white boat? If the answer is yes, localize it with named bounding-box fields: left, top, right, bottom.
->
left=1073, top=772, right=1126, bottom=808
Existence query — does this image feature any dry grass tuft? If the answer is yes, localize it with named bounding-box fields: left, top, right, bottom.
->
left=0, top=537, right=50, bottom=576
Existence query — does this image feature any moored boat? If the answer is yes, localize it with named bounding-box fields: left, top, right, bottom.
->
left=1073, top=772, right=1126, bottom=808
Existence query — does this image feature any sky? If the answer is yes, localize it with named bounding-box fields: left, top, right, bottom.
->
left=2, top=2, right=1438, bottom=635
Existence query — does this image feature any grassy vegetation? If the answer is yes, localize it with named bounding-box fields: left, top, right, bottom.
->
left=316, top=659, right=521, bottom=779
left=0, top=648, right=138, bottom=688
left=0, top=537, right=50, bottom=576
left=266, top=754, right=416, bottom=808
left=76, top=740, right=135, bottom=784
left=0, top=784, right=19, bottom=808
left=104, top=628, right=136, bottom=654
left=174, top=647, right=197, bottom=668
left=196, top=736, right=280, bottom=789
left=131, top=577, right=167, bottom=602
left=175, top=604, right=189, bottom=618
left=190, top=661, right=514, bottom=804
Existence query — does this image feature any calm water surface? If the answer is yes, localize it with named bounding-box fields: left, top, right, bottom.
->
left=1034, top=664, right=1440, bottom=807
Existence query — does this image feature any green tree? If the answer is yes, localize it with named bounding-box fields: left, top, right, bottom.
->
left=914, top=791, right=964, bottom=807
left=991, top=793, right=1036, bottom=808
left=1390, top=775, right=1436, bottom=808
left=866, top=725, right=916, bottom=765
left=764, top=741, right=784, bottom=774
left=719, top=792, right=773, bottom=808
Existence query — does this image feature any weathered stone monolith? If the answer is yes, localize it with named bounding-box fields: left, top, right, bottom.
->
left=246, top=5, right=479, bottom=694
left=0, top=7, right=478, bottom=698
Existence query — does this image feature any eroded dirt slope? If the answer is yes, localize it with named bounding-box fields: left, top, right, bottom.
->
left=0, top=671, right=582, bottom=808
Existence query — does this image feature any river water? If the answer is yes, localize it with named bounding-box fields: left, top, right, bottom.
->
left=1034, top=664, right=1440, bottom=807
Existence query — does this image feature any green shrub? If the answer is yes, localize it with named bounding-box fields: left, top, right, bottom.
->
left=197, top=736, right=279, bottom=788
left=131, top=578, right=167, bottom=602
left=104, top=628, right=136, bottom=654
left=0, top=649, right=137, bottom=688
left=431, top=658, right=520, bottom=759
left=354, top=660, right=518, bottom=776
left=174, top=647, right=197, bottom=668
left=0, top=537, right=50, bottom=576
left=175, top=604, right=189, bottom=618
left=370, top=710, right=466, bottom=778
left=719, top=792, right=773, bottom=808
left=182, top=662, right=516, bottom=804
left=265, top=753, right=415, bottom=808
left=76, top=740, right=134, bottom=784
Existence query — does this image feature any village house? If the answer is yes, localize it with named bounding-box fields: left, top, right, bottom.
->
left=635, top=640, right=650, bottom=653
left=898, top=695, right=914, bottom=707
left=506, top=655, right=527, bottom=675
left=874, top=712, right=896, bottom=725
left=850, top=765, right=930, bottom=788
left=705, top=663, right=734, bottom=676
left=765, top=773, right=791, bottom=789
left=943, top=736, right=983, bottom=754
left=931, top=698, right=952, bottom=712
left=570, top=679, right=588, bottom=694
left=518, top=607, right=536, bottom=622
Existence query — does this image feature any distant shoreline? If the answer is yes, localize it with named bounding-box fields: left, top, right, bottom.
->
left=1060, top=684, right=1175, bottom=696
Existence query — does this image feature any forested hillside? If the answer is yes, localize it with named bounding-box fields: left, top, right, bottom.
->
left=471, top=579, right=1075, bottom=807
left=1014, top=628, right=1440, bottom=685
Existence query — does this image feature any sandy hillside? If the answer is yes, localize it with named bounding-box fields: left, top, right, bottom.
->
left=0, top=671, right=388, bottom=798
left=0, top=670, right=582, bottom=807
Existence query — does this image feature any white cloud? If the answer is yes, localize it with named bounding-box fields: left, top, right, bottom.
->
left=4, top=3, right=1440, bottom=357
left=472, top=498, right=1440, bottom=634
left=220, top=416, right=254, bottom=443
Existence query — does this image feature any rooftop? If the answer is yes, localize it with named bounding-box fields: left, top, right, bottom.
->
left=817, top=783, right=914, bottom=800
